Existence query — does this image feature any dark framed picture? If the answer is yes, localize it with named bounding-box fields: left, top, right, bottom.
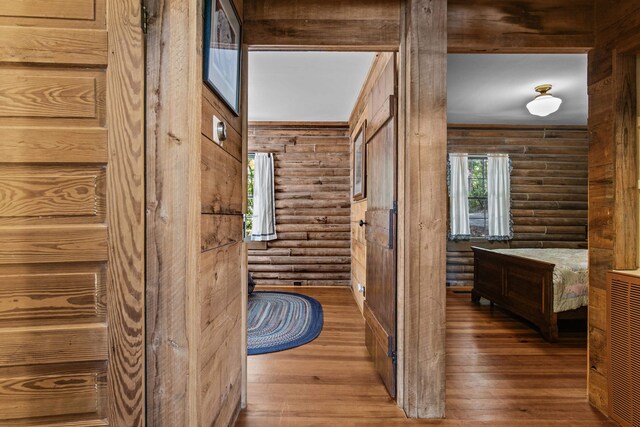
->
left=204, top=0, right=242, bottom=115
left=352, top=120, right=367, bottom=200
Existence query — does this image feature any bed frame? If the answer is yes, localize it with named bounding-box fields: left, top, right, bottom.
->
left=471, top=246, right=587, bottom=342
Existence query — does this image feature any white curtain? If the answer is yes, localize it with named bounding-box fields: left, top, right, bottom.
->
left=448, top=153, right=470, bottom=240
left=252, top=153, right=277, bottom=241
left=487, top=153, right=512, bottom=240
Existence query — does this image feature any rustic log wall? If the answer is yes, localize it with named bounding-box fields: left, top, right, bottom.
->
left=447, top=125, right=589, bottom=288
left=247, top=122, right=351, bottom=287
left=586, top=0, right=640, bottom=414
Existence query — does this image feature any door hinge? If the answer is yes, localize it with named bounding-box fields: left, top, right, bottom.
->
left=388, top=336, right=397, bottom=365
left=141, top=4, right=149, bottom=34
left=392, top=200, right=398, bottom=214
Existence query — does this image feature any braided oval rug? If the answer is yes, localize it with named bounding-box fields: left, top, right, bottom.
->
left=248, top=291, right=323, bottom=355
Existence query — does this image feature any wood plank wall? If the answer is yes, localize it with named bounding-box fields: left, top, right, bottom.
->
left=0, top=0, right=145, bottom=425
left=198, top=49, right=244, bottom=427
left=448, top=0, right=594, bottom=53
left=447, top=126, right=589, bottom=287
left=348, top=53, right=396, bottom=313
left=587, top=0, right=640, bottom=414
left=244, top=0, right=401, bottom=50
left=247, top=122, right=351, bottom=287
left=146, top=0, right=244, bottom=425
left=243, top=0, right=594, bottom=53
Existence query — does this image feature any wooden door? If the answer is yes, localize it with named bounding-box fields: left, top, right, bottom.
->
left=364, top=55, right=398, bottom=398
left=0, top=1, right=145, bottom=425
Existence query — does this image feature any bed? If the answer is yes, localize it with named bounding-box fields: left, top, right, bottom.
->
left=471, top=247, right=588, bottom=342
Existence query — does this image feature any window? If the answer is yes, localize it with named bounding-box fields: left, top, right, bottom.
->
left=244, top=153, right=255, bottom=239
left=468, top=156, right=488, bottom=238
left=449, top=153, right=512, bottom=241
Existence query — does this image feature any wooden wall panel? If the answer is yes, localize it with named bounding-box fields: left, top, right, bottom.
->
left=587, top=0, right=640, bottom=415
left=197, top=0, right=244, bottom=424
left=448, top=0, right=594, bottom=53
left=347, top=53, right=396, bottom=314
left=351, top=200, right=367, bottom=312
left=446, top=126, right=589, bottom=287
left=146, top=0, right=244, bottom=423
left=247, top=122, right=351, bottom=287
left=243, top=0, right=400, bottom=50
left=0, top=0, right=144, bottom=424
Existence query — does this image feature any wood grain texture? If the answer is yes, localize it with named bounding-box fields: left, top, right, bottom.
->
left=0, top=323, right=106, bottom=366
left=243, top=0, right=400, bottom=50
left=613, top=55, right=638, bottom=270
left=201, top=135, right=243, bottom=214
left=0, top=175, right=97, bottom=218
left=587, top=2, right=640, bottom=413
left=0, top=370, right=103, bottom=421
left=0, top=0, right=95, bottom=20
left=0, top=272, right=104, bottom=324
left=236, top=288, right=614, bottom=426
left=145, top=0, right=202, bottom=424
left=105, top=0, right=145, bottom=425
left=402, top=0, right=447, bottom=418
left=448, top=0, right=594, bottom=53
left=0, top=26, right=107, bottom=65
left=0, top=225, right=107, bottom=264
left=0, top=127, right=108, bottom=164
left=0, top=0, right=142, bottom=423
left=247, top=122, right=351, bottom=287
left=446, top=126, right=588, bottom=287
left=0, top=71, right=98, bottom=119
left=198, top=3, right=244, bottom=423
left=201, top=214, right=243, bottom=252
left=146, top=0, right=243, bottom=424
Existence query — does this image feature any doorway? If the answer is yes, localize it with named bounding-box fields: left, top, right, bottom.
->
left=242, top=51, right=401, bottom=416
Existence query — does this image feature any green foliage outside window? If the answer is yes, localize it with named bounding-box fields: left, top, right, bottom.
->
left=245, top=155, right=255, bottom=238
left=468, top=157, right=488, bottom=237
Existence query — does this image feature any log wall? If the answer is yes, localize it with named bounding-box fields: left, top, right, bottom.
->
left=247, top=122, right=351, bottom=287
left=447, top=125, right=589, bottom=288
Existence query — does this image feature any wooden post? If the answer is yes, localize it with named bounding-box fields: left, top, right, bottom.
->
left=145, top=0, right=202, bottom=425
left=401, top=0, right=447, bottom=418
left=613, top=53, right=638, bottom=270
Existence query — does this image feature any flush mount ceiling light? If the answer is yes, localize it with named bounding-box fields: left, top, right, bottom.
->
left=526, top=84, right=563, bottom=117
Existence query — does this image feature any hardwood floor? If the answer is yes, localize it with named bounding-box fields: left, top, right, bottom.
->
left=236, top=287, right=615, bottom=426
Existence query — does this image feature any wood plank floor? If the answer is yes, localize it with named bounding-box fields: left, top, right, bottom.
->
left=236, top=287, right=615, bottom=426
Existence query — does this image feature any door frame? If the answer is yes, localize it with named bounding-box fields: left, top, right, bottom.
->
left=240, top=1, right=449, bottom=416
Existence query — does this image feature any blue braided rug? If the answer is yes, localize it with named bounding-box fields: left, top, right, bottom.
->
left=248, top=291, right=323, bottom=355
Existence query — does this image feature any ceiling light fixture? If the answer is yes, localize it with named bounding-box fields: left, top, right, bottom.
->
left=526, top=84, right=562, bottom=117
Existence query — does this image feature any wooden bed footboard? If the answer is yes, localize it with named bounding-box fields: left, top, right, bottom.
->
left=471, top=246, right=559, bottom=341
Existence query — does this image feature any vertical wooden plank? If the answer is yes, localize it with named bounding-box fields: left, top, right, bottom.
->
left=106, top=1, right=145, bottom=425
left=241, top=44, right=249, bottom=410
left=145, top=0, right=202, bottom=425
left=403, top=0, right=447, bottom=418
left=396, top=8, right=406, bottom=408
left=613, top=53, right=638, bottom=270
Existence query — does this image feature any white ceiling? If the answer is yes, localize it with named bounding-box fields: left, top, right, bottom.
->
left=248, top=51, right=375, bottom=122
left=248, top=52, right=588, bottom=125
left=448, top=54, right=588, bottom=125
